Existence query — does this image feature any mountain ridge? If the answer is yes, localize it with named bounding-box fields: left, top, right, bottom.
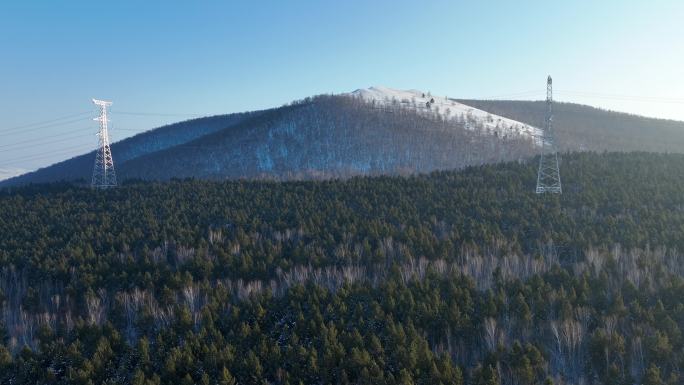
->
left=4, top=87, right=684, bottom=187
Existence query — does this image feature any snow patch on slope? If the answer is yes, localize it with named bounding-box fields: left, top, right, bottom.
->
left=348, top=86, right=542, bottom=144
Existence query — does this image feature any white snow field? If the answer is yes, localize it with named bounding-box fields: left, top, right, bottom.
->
left=348, top=86, right=542, bottom=144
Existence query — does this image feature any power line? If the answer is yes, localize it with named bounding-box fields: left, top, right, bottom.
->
left=0, top=127, right=93, bottom=150
left=1, top=133, right=93, bottom=153
left=110, top=127, right=150, bottom=132
left=0, top=127, right=147, bottom=151
left=0, top=112, right=91, bottom=134
left=3, top=88, right=684, bottom=171
left=556, top=90, right=684, bottom=104
left=0, top=110, right=205, bottom=139
left=3, top=90, right=682, bottom=138
left=468, top=89, right=545, bottom=100
left=2, top=144, right=94, bottom=165
left=111, top=110, right=205, bottom=118
left=464, top=89, right=684, bottom=104
left=0, top=116, right=93, bottom=136
left=0, top=120, right=151, bottom=150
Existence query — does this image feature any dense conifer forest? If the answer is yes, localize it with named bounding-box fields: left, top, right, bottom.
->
left=1, top=152, right=684, bottom=384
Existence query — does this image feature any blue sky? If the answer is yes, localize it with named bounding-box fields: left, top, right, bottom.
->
left=1, top=0, right=683, bottom=177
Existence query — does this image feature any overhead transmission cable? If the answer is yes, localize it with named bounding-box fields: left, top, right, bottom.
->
left=0, top=112, right=92, bottom=134
left=0, top=127, right=94, bottom=150
left=471, top=89, right=545, bottom=100
left=111, top=110, right=205, bottom=118
left=1, top=133, right=94, bottom=152
left=0, top=108, right=208, bottom=172
left=555, top=90, right=684, bottom=104
left=3, top=91, right=683, bottom=170
left=0, top=116, right=93, bottom=136
left=2, top=144, right=95, bottom=165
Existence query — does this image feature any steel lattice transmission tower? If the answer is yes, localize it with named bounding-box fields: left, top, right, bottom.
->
left=91, top=99, right=117, bottom=189
left=535, top=76, right=562, bottom=194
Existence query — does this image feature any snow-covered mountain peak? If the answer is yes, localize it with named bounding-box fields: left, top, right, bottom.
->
left=347, top=86, right=542, bottom=143
left=350, top=86, right=434, bottom=102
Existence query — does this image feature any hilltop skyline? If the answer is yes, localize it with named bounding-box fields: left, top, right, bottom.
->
left=1, top=0, right=683, bottom=177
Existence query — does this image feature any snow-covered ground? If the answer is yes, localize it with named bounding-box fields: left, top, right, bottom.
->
left=348, top=86, right=542, bottom=144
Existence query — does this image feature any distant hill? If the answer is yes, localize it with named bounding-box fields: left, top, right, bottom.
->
left=457, top=99, right=684, bottom=153
left=1, top=90, right=537, bottom=186
left=4, top=88, right=684, bottom=187
left=0, top=111, right=259, bottom=186
left=116, top=94, right=535, bottom=181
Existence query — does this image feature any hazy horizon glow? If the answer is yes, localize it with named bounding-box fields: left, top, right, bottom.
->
left=1, top=0, right=683, bottom=176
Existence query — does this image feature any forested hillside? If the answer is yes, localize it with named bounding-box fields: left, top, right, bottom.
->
left=117, top=95, right=534, bottom=181
left=1, top=152, right=684, bottom=384
left=0, top=94, right=537, bottom=187
left=458, top=99, right=684, bottom=153
left=0, top=111, right=260, bottom=187
left=7, top=92, right=684, bottom=188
